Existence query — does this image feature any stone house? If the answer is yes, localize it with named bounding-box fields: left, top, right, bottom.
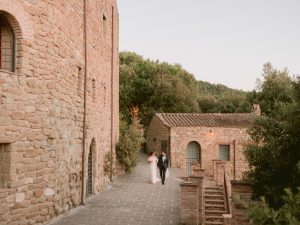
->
left=146, top=112, right=258, bottom=180
left=0, top=0, right=118, bottom=224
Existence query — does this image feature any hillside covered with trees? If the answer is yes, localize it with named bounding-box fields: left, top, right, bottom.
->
left=120, top=51, right=252, bottom=127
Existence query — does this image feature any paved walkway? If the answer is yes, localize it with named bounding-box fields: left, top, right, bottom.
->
left=49, top=153, right=182, bottom=225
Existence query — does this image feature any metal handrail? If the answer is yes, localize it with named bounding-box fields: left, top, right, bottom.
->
left=223, top=170, right=231, bottom=214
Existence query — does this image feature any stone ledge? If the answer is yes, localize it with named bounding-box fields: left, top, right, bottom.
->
left=180, top=181, right=198, bottom=187
left=0, top=70, right=28, bottom=78
left=230, top=180, right=252, bottom=186
left=0, top=136, right=17, bottom=143
left=223, top=214, right=232, bottom=218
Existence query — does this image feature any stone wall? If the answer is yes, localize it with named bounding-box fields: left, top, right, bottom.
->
left=180, top=174, right=205, bottom=225
left=146, top=115, right=169, bottom=154
left=170, top=126, right=250, bottom=180
left=0, top=0, right=119, bottom=224
left=180, top=182, right=198, bottom=225
left=230, top=181, right=252, bottom=225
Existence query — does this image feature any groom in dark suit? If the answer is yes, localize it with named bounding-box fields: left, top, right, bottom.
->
left=157, top=151, right=169, bottom=185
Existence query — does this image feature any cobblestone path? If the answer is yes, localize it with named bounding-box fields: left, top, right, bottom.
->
left=49, top=153, right=182, bottom=225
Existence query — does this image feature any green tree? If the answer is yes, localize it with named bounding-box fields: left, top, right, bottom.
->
left=244, top=65, right=300, bottom=208
left=249, top=62, right=294, bottom=118
left=120, top=51, right=200, bottom=126
left=120, top=51, right=251, bottom=128
left=197, top=81, right=251, bottom=113
left=116, top=116, right=145, bottom=172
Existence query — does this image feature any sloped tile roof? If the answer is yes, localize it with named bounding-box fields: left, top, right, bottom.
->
left=156, top=113, right=256, bottom=128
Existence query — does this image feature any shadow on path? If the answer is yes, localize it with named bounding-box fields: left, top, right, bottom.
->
left=49, top=152, right=182, bottom=225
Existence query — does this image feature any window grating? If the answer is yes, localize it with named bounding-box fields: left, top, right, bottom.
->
left=219, top=145, right=230, bottom=161
left=0, top=19, right=14, bottom=72
left=0, top=143, right=11, bottom=188
left=86, top=147, right=93, bottom=197
left=186, top=142, right=200, bottom=176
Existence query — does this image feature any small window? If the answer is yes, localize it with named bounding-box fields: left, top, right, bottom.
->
left=77, top=66, right=83, bottom=94
left=92, top=79, right=96, bottom=103
left=219, top=145, right=230, bottom=161
left=102, top=14, right=107, bottom=35
left=0, top=18, right=15, bottom=72
left=0, top=143, right=11, bottom=188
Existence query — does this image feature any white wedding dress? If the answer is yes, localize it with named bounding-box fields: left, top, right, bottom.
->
left=165, top=167, right=170, bottom=179
left=148, top=156, right=160, bottom=184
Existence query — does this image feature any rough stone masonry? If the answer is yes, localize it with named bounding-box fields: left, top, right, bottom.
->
left=0, top=0, right=119, bottom=224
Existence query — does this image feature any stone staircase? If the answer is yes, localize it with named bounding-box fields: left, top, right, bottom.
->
left=204, top=178, right=226, bottom=225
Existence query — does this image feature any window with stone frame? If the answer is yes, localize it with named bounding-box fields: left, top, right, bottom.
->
left=219, top=145, right=230, bottom=161
left=102, top=14, right=107, bottom=35
left=0, top=143, right=12, bottom=188
left=0, top=18, right=15, bottom=72
left=92, top=79, right=96, bottom=103
left=77, top=66, right=83, bottom=95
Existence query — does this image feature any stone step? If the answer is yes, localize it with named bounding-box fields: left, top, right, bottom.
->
left=204, top=181, right=225, bottom=225
left=205, top=215, right=224, bottom=222
left=205, top=209, right=226, bottom=216
left=205, top=186, right=223, bottom=190
left=205, top=204, right=225, bottom=211
left=205, top=199, right=225, bottom=205
left=204, top=221, right=224, bottom=225
left=205, top=191, right=224, bottom=195
left=205, top=191, right=223, bottom=195
left=204, top=194, right=224, bottom=200
left=204, top=188, right=223, bottom=192
left=205, top=187, right=223, bottom=191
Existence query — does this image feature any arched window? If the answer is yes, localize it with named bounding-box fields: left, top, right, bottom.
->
left=186, top=141, right=201, bottom=176
left=0, top=18, right=15, bottom=72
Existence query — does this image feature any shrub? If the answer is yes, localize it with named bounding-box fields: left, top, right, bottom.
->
left=116, top=117, right=145, bottom=172
left=248, top=188, right=300, bottom=225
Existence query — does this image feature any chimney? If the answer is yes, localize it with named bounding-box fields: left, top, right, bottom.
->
left=251, top=104, right=261, bottom=115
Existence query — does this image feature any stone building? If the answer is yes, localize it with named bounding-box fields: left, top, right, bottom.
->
left=0, top=0, right=119, bottom=224
left=146, top=112, right=257, bottom=180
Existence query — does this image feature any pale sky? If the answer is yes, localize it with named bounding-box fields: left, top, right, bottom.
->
left=117, top=0, right=300, bottom=91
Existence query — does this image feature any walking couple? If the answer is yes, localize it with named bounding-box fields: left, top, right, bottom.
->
left=148, top=151, right=169, bottom=185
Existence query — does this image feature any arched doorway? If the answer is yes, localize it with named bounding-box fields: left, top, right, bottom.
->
left=186, top=141, right=201, bottom=176
left=86, top=139, right=95, bottom=197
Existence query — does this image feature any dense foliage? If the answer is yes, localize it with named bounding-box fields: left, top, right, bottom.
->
left=198, top=80, right=251, bottom=113
left=116, top=116, right=145, bottom=172
left=244, top=64, right=300, bottom=209
left=247, top=62, right=295, bottom=118
left=120, top=51, right=251, bottom=127
left=248, top=188, right=300, bottom=225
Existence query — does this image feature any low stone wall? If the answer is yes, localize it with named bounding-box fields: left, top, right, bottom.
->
left=180, top=182, right=199, bottom=225
left=180, top=164, right=204, bottom=225
left=230, top=181, right=252, bottom=225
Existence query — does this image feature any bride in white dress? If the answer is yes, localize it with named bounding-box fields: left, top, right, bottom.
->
left=147, top=152, right=160, bottom=184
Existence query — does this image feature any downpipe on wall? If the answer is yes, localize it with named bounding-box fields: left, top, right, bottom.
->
left=81, top=0, right=88, bottom=205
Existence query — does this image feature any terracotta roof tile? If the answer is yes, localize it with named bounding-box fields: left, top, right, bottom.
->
left=156, top=113, right=256, bottom=128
